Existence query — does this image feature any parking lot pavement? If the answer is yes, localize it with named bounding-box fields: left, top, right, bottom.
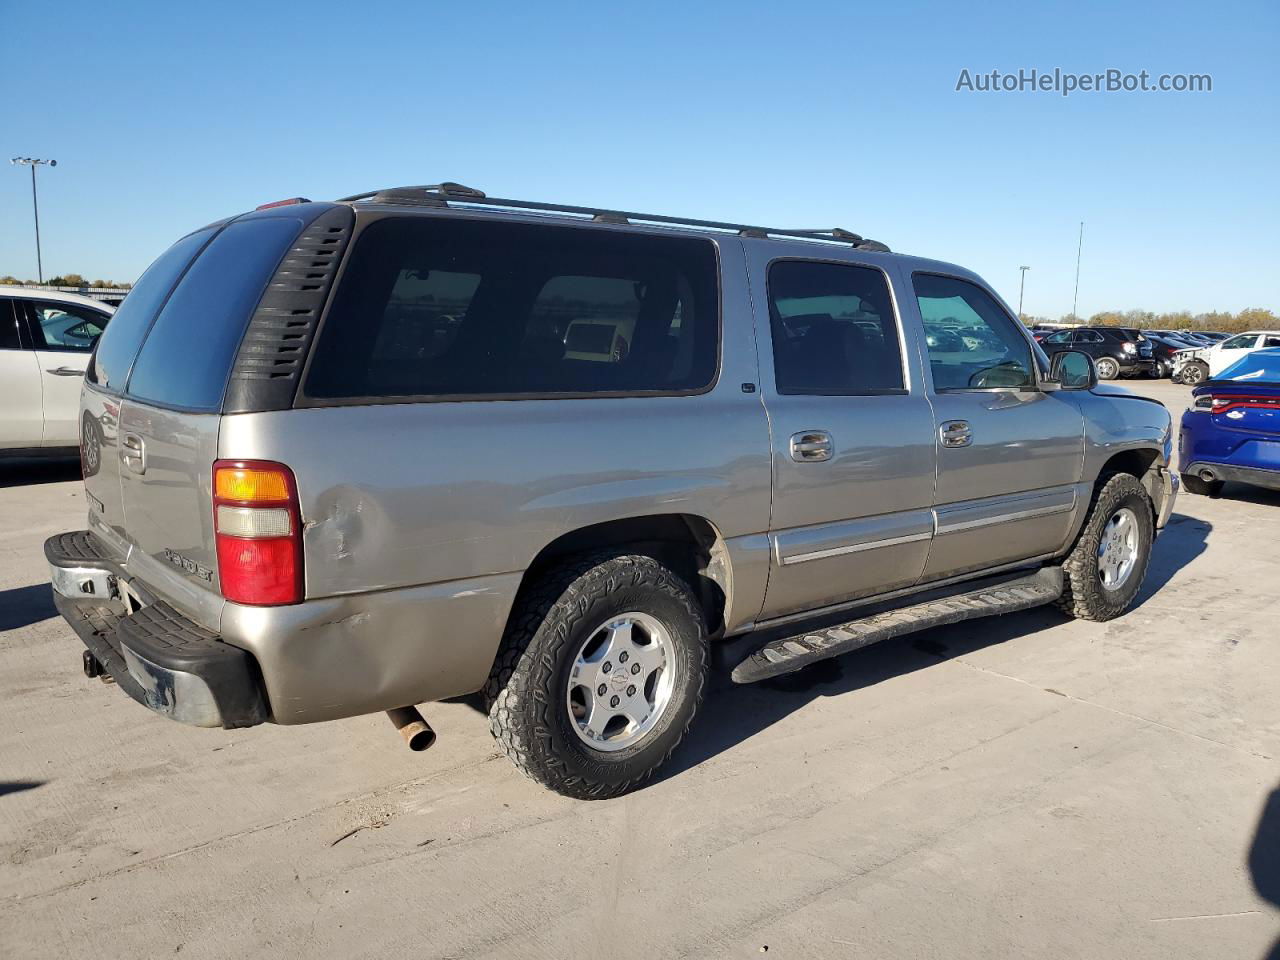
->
left=1, top=382, right=1278, bottom=960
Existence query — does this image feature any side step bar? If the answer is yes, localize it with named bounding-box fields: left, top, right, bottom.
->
left=730, top=567, right=1063, bottom=684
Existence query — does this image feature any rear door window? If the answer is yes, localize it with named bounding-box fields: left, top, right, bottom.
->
left=126, top=217, right=303, bottom=411
left=766, top=260, right=905, bottom=394
left=88, top=228, right=215, bottom=391
left=305, top=217, right=719, bottom=400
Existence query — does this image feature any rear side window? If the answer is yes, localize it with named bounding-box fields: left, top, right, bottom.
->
left=127, top=218, right=303, bottom=411
left=305, top=217, right=719, bottom=400
left=88, top=228, right=214, bottom=390
left=767, top=260, right=905, bottom=395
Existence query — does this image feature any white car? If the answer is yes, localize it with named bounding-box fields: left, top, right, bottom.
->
left=1173, top=330, right=1280, bottom=385
left=1, top=288, right=114, bottom=454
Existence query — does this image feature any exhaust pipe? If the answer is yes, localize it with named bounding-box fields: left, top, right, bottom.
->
left=1199, top=468, right=1217, bottom=483
left=386, top=706, right=436, bottom=752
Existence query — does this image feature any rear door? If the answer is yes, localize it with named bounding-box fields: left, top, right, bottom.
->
left=911, top=273, right=1085, bottom=580
left=81, top=227, right=218, bottom=548
left=117, top=215, right=307, bottom=602
left=18, top=299, right=111, bottom=446
left=752, top=250, right=936, bottom=620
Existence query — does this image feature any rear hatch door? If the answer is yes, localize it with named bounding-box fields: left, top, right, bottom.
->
left=116, top=214, right=312, bottom=617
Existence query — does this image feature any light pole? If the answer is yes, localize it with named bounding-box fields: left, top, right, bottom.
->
left=1071, top=221, right=1084, bottom=320
left=10, top=157, right=57, bottom=284
left=1017, top=265, right=1030, bottom=322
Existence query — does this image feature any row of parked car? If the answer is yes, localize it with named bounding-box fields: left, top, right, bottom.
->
left=1029, top=325, right=1259, bottom=381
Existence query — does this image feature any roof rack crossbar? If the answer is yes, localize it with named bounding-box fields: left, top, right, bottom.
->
left=335, top=184, right=890, bottom=251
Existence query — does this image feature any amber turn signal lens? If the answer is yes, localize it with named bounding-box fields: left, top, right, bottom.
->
left=215, top=466, right=290, bottom=503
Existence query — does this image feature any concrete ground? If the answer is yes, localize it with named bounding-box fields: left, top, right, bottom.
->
left=1, top=380, right=1277, bottom=960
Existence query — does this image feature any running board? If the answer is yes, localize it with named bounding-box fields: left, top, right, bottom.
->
left=730, top=567, right=1063, bottom=684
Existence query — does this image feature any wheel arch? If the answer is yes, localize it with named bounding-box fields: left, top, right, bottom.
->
left=514, top=513, right=733, bottom=638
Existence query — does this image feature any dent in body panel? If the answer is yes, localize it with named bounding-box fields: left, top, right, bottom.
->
left=219, top=570, right=521, bottom=723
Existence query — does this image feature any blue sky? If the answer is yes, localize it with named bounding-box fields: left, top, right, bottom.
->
left=3, top=0, right=1276, bottom=317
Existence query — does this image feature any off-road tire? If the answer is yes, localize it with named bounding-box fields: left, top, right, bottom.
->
left=484, top=553, right=708, bottom=800
left=1095, top=357, right=1120, bottom=380
left=1056, top=473, right=1154, bottom=622
left=1181, top=360, right=1209, bottom=386
left=1180, top=472, right=1224, bottom=497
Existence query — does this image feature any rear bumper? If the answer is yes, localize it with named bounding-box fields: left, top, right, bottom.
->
left=1183, top=460, right=1280, bottom=491
left=45, top=532, right=268, bottom=729
left=1120, top=358, right=1157, bottom=375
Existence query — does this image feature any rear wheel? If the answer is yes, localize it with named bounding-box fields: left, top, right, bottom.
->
left=1095, top=356, right=1120, bottom=380
left=1056, top=473, right=1154, bottom=622
left=1181, top=360, right=1209, bottom=386
left=485, top=553, right=708, bottom=799
left=1180, top=472, right=1224, bottom=497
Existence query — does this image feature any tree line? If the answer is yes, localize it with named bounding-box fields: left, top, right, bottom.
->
left=0, top=274, right=131, bottom=289
left=1021, top=307, right=1278, bottom=334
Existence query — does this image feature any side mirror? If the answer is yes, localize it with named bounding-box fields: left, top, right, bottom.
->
left=1049, top=350, right=1097, bottom=390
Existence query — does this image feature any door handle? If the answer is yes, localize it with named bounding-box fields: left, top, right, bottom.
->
left=940, top=420, right=972, bottom=448
left=46, top=366, right=84, bottom=377
left=120, top=433, right=147, bottom=474
left=789, top=431, right=833, bottom=462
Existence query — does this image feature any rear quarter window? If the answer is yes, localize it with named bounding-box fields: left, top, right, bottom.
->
left=304, top=217, right=720, bottom=400
left=126, top=217, right=303, bottom=411
left=88, top=228, right=215, bottom=390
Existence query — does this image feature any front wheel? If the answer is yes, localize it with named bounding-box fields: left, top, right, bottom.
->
left=1056, top=473, right=1155, bottom=622
left=485, top=553, right=708, bottom=799
left=1181, top=361, right=1209, bottom=386
left=1095, top=356, right=1120, bottom=380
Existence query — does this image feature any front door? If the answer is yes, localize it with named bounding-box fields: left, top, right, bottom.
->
left=752, top=251, right=936, bottom=621
left=910, top=273, right=1085, bottom=580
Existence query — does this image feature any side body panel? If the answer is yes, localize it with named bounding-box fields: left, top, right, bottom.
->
left=215, top=236, right=773, bottom=715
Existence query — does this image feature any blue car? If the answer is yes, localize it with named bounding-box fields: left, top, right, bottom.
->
left=1180, top=348, right=1280, bottom=495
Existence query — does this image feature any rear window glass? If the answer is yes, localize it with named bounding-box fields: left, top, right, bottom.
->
left=126, top=217, right=303, bottom=411
left=88, top=228, right=214, bottom=390
left=305, top=217, right=719, bottom=400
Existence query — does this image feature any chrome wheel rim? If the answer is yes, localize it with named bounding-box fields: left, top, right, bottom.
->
left=1184, top=364, right=1204, bottom=384
left=1097, top=358, right=1118, bottom=379
left=1097, top=507, right=1139, bottom=591
left=566, top=611, right=676, bottom=752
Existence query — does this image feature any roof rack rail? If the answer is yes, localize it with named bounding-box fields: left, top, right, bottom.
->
left=335, top=183, right=890, bottom=251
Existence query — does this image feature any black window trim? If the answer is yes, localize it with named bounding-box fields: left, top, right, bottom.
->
left=293, top=213, right=725, bottom=409
left=763, top=255, right=911, bottom=398
left=911, top=269, right=1045, bottom=394
left=90, top=225, right=224, bottom=402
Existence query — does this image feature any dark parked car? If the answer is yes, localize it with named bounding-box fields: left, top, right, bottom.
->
left=1141, top=333, right=1194, bottom=378
left=1038, top=327, right=1157, bottom=380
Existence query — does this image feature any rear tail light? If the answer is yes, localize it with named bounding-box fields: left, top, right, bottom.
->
left=213, top=460, right=302, bottom=605
left=1193, top=394, right=1280, bottom=414
left=1122, top=342, right=1137, bottom=354
left=255, top=197, right=312, bottom=210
